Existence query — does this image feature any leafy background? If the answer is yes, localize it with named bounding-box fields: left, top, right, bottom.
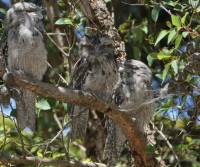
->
left=0, top=0, right=200, bottom=166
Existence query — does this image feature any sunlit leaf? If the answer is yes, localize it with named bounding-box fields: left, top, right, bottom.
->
left=162, top=98, right=173, bottom=108
left=55, top=18, right=73, bottom=25
left=157, top=49, right=172, bottom=60
left=168, top=29, right=177, bottom=44
left=181, top=12, right=188, bottom=25
left=155, top=30, right=169, bottom=46
left=171, top=15, right=181, bottom=28
left=36, top=99, right=51, bottom=110
left=182, top=31, right=189, bottom=38
left=186, top=74, right=192, bottom=82
left=63, top=103, right=68, bottom=111
left=151, top=5, right=160, bottom=22
left=196, top=5, right=200, bottom=12
left=162, top=63, right=171, bottom=81
left=171, top=60, right=178, bottom=74
left=175, top=34, right=182, bottom=48
left=185, top=136, right=193, bottom=143
left=189, top=0, right=199, bottom=8
left=147, top=53, right=157, bottom=66
left=175, top=119, right=185, bottom=129
left=166, top=21, right=172, bottom=28
left=37, top=150, right=43, bottom=157
left=157, top=54, right=172, bottom=60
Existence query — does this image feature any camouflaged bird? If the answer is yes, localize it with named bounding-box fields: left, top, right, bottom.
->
left=70, top=34, right=118, bottom=140
left=103, top=59, right=153, bottom=166
left=5, top=2, right=47, bottom=131
left=71, top=32, right=153, bottom=166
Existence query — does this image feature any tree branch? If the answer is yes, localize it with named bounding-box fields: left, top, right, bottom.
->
left=0, top=0, right=161, bottom=165
left=0, top=155, right=106, bottom=167
left=0, top=68, right=160, bottom=167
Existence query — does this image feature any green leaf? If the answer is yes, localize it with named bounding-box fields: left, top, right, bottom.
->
left=196, top=5, right=200, bottom=12
left=37, top=150, right=43, bottom=157
left=36, top=99, right=51, bottom=110
left=157, top=49, right=172, bottom=60
left=189, top=0, right=199, bottom=8
left=171, top=60, right=178, bottom=74
left=147, top=144, right=155, bottom=155
left=182, top=31, right=189, bottom=38
left=175, top=34, right=182, bottom=49
left=155, top=30, right=169, bottom=46
left=63, top=103, right=68, bottom=111
left=186, top=74, right=192, bottom=82
left=185, top=136, right=193, bottom=143
left=0, top=8, right=6, bottom=15
left=162, top=63, right=171, bottom=81
left=166, top=21, right=172, bottom=28
left=168, top=29, right=177, bottom=44
left=171, top=15, right=181, bottom=28
left=155, top=73, right=162, bottom=80
left=55, top=18, right=73, bottom=25
left=147, top=53, right=157, bottom=66
left=175, top=119, right=185, bottom=129
left=157, top=54, right=172, bottom=60
left=181, top=12, right=188, bottom=25
left=151, top=6, right=160, bottom=22
left=162, top=98, right=173, bottom=108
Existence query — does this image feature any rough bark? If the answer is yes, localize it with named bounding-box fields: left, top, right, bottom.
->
left=78, top=0, right=127, bottom=62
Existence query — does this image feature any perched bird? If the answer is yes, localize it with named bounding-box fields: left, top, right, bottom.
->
left=103, top=59, right=153, bottom=165
left=5, top=2, right=47, bottom=131
left=71, top=27, right=153, bottom=165
left=71, top=31, right=154, bottom=166
left=70, top=34, right=118, bottom=140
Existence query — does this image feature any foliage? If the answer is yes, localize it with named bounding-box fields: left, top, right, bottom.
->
left=118, top=0, right=200, bottom=166
left=0, top=0, right=200, bottom=167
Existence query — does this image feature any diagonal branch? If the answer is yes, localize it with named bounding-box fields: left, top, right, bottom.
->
left=1, top=69, right=160, bottom=167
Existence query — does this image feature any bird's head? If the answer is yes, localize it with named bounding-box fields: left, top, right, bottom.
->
left=6, top=2, right=42, bottom=29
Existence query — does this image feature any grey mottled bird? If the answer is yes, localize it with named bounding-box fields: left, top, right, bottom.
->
left=71, top=35, right=118, bottom=140
left=6, top=2, right=47, bottom=131
left=71, top=31, right=153, bottom=166
left=103, top=59, right=153, bottom=165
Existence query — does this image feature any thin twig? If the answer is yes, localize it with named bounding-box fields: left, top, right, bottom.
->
left=47, top=62, right=69, bottom=85
left=121, top=1, right=148, bottom=6
left=47, top=32, right=67, bottom=36
left=45, top=32, right=69, bottom=57
left=153, top=123, right=181, bottom=167
left=160, top=4, right=172, bottom=16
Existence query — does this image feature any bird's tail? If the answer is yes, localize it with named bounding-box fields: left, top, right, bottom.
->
left=16, top=89, right=36, bottom=131
left=103, top=119, right=126, bottom=166
left=70, top=106, right=89, bottom=141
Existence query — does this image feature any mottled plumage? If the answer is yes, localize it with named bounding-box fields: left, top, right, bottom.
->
left=71, top=35, right=118, bottom=140
left=6, top=2, right=47, bottom=131
left=71, top=33, right=153, bottom=166
left=103, top=59, right=153, bottom=165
